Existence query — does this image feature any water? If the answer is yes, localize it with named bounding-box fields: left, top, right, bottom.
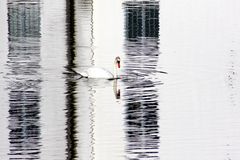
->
left=1, top=0, right=240, bottom=160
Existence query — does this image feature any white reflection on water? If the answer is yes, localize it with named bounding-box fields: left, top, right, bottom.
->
left=160, top=0, right=240, bottom=160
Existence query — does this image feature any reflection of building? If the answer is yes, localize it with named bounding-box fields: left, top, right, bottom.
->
left=123, top=1, right=160, bottom=160
left=7, top=1, right=41, bottom=159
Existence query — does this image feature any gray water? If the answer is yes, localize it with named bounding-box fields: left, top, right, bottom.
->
left=1, top=0, right=240, bottom=160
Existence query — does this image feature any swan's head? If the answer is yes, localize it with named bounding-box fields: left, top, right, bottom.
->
left=115, top=56, right=121, bottom=68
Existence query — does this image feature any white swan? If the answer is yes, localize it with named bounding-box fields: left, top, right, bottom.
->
left=79, top=56, right=121, bottom=79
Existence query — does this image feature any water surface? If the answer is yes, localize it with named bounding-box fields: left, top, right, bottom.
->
left=1, top=0, right=240, bottom=160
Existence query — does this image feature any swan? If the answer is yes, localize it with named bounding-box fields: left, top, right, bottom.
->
left=79, top=56, right=121, bottom=79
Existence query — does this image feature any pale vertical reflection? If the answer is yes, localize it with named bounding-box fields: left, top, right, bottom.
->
left=6, top=0, right=41, bottom=159
left=40, top=0, right=67, bottom=159
left=92, top=0, right=125, bottom=159
left=73, top=0, right=125, bottom=159
left=73, top=0, right=95, bottom=159
left=92, top=0, right=124, bottom=69
left=123, top=1, right=161, bottom=160
left=75, top=0, right=94, bottom=68
left=0, top=0, right=10, bottom=158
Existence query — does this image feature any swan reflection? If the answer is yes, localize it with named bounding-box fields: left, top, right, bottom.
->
left=114, top=80, right=121, bottom=99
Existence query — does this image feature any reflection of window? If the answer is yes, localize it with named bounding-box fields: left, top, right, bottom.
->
left=123, top=1, right=159, bottom=39
left=8, top=2, right=41, bottom=38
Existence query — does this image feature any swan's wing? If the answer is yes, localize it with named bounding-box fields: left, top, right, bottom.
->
left=79, top=71, right=88, bottom=77
left=86, top=67, right=114, bottom=78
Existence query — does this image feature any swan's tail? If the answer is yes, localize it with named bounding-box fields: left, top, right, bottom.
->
left=63, top=68, right=83, bottom=79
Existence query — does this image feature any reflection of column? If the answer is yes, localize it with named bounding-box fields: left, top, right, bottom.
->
left=7, top=1, right=41, bottom=159
left=123, top=1, right=160, bottom=160
left=65, top=0, right=78, bottom=159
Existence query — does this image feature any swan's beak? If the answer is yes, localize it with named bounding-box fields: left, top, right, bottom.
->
left=117, top=61, right=120, bottom=68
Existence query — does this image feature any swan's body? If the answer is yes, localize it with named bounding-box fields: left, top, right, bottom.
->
left=80, top=67, right=115, bottom=79
left=79, top=56, right=121, bottom=80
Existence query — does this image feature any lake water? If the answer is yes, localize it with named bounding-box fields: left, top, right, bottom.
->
left=1, top=0, right=240, bottom=159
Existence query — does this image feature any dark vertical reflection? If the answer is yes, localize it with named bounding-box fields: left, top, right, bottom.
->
left=123, top=1, right=160, bottom=159
left=65, top=0, right=78, bottom=159
left=6, top=0, right=41, bottom=159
